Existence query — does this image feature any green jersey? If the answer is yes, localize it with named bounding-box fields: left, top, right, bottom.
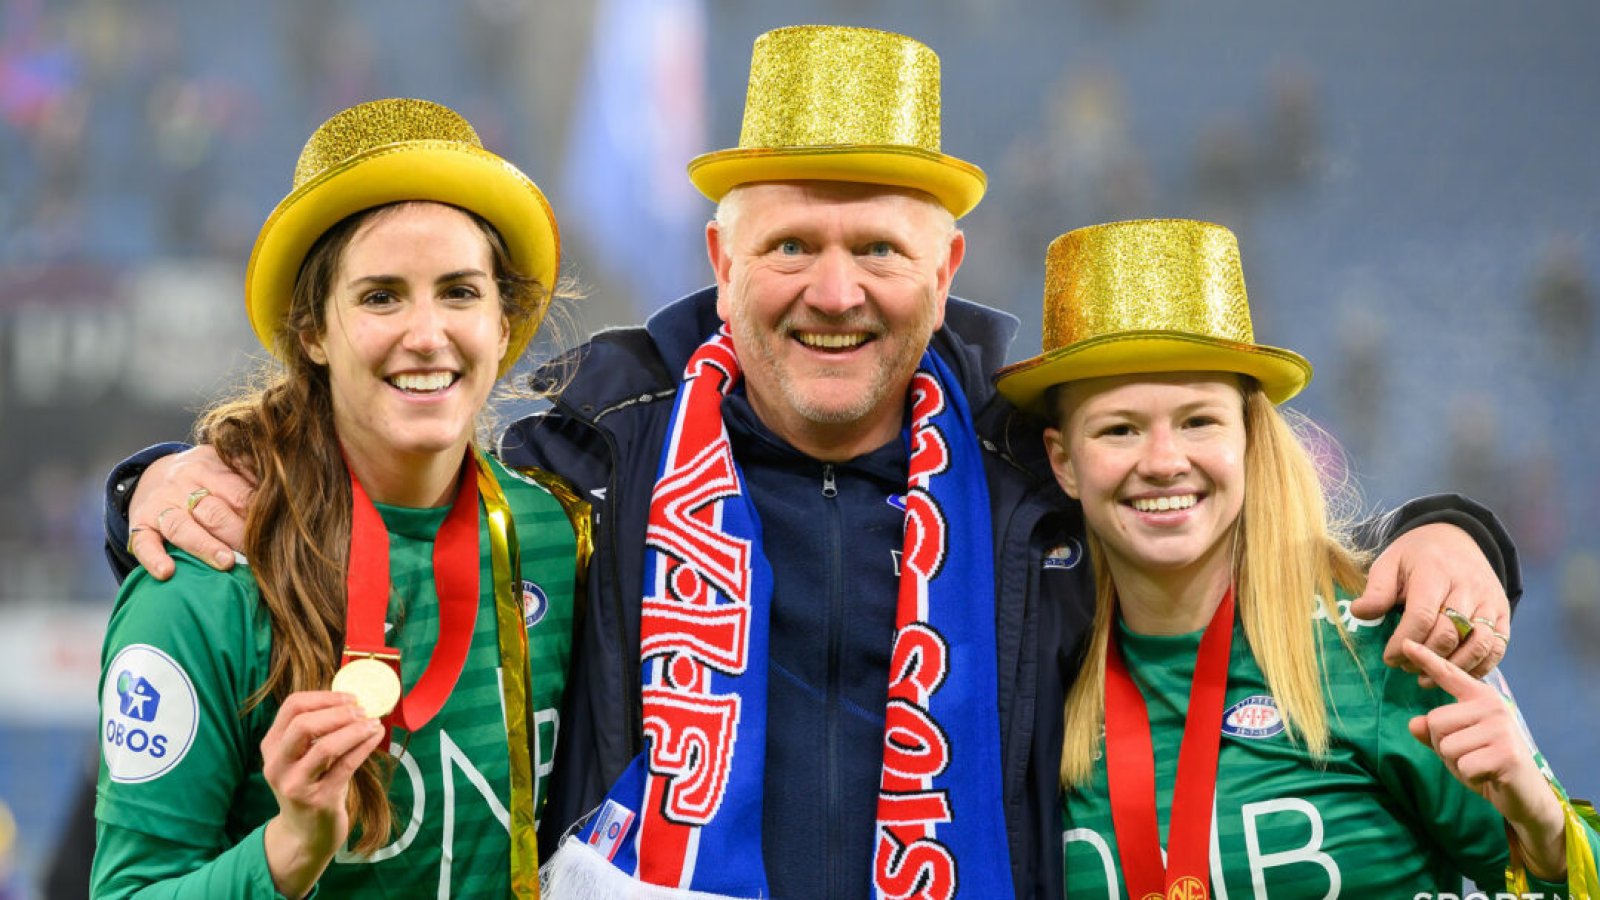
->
left=93, top=457, right=578, bottom=898
left=1062, top=598, right=1599, bottom=899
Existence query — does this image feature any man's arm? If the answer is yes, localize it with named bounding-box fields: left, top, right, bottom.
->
left=1349, top=493, right=1521, bottom=679
left=104, top=443, right=190, bottom=581
left=103, top=444, right=253, bottom=582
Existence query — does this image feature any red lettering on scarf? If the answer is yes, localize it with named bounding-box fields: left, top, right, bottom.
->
left=909, top=424, right=951, bottom=481
left=908, top=371, right=947, bottom=431
left=901, top=490, right=948, bottom=584
left=883, top=699, right=952, bottom=779
left=874, top=833, right=957, bottom=900
left=637, top=335, right=754, bottom=884
left=641, top=588, right=752, bottom=675
left=889, top=623, right=949, bottom=696
left=874, top=372, right=958, bottom=900
left=641, top=687, right=742, bottom=824
left=645, top=438, right=751, bottom=606
left=876, top=789, right=953, bottom=825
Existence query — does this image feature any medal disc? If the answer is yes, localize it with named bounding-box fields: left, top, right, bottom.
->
left=333, top=657, right=402, bottom=719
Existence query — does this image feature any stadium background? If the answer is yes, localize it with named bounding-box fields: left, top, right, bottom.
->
left=1, top=0, right=1596, bottom=893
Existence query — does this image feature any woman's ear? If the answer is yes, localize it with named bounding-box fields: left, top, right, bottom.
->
left=300, top=329, right=328, bottom=365
left=1044, top=427, right=1080, bottom=499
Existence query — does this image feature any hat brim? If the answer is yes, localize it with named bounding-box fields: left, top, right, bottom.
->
left=995, top=331, right=1313, bottom=415
left=246, top=141, right=560, bottom=379
left=687, top=144, right=986, bottom=218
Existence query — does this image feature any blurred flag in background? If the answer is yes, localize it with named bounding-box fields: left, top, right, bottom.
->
left=561, top=0, right=709, bottom=314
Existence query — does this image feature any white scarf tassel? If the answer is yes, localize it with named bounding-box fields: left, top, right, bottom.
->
left=541, top=838, right=760, bottom=900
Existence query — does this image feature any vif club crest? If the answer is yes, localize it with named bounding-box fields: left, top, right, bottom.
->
left=521, top=580, right=549, bottom=628
left=1221, top=695, right=1284, bottom=740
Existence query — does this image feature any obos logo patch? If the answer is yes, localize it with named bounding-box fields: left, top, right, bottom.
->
left=1043, top=538, right=1084, bottom=570
left=1221, top=694, right=1284, bottom=740
left=101, top=644, right=199, bottom=782
left=522, top=580, right=549, bottom=628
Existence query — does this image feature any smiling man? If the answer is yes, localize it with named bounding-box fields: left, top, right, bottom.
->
left=105, top=25, right=1524, bottom=900
left=709, top=181, right=962, bottom=459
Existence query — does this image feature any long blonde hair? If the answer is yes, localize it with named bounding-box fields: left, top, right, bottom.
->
left=1060, top=380, right=1369, bottom=789
left=199, top=201, right=545, bottom=852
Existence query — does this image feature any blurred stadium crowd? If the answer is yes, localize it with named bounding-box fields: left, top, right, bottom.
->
left=1, top=0, right=1595, bottom=894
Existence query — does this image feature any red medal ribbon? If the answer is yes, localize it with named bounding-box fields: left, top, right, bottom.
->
left=1104, top=588, right=1236, bottom=900
left=343, top=453, right=481, bottom=732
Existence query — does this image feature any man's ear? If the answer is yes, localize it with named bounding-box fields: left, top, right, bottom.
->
left=707, top=219, right=734, bottom=323
left=1044, top=426, right=1080, bottom=499
left=928, top=229, right=966, bottom=333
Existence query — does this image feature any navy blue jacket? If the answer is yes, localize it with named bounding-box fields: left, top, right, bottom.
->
left=501, top=287, right=1094, bottom=898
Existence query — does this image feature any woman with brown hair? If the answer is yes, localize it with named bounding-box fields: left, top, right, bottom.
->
left=92, top=98, right=582, bottom=897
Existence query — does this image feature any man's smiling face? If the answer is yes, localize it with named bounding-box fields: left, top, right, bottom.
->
left=708, top=181, right=964, bottom=460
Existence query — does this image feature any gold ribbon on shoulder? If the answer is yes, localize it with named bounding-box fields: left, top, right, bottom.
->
left=475, top=448, right=540, bottom=898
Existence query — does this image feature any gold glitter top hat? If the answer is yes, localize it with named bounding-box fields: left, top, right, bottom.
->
left=687, top=25, right=986, bottom=217
left=246, top=98, right=560, bottom=378
left=996, top=219, right=1312, bottom=414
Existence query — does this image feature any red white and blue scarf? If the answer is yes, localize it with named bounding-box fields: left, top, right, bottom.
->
left=544, top=328, right=1013, bottom=899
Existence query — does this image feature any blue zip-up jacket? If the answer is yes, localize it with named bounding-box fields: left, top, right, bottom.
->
left=501, top=287, right=1094, bottom=899
left=102, top=287, right=1521, bottom=899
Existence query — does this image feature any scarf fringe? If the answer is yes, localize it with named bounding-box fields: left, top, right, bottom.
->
left=542, top=839, right=758, bottom=900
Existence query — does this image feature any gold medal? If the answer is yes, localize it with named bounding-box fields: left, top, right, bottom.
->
left=332, top=657, right=402, bottom=719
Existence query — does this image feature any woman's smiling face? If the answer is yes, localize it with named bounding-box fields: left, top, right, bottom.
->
left=1046, top=372, right=1247, bottom=583
left=303, top=202, right=508, bottom=477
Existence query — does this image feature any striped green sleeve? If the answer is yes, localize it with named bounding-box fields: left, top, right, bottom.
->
left=91, top=821, right=303, bottom=899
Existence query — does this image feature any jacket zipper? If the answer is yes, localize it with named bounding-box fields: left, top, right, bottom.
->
left=823, top=462, right=844, bottom=894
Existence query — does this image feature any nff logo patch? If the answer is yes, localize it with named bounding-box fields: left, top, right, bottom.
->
left=101, top=643, right=199, bottom=783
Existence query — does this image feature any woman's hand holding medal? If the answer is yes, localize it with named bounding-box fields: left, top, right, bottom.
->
left=259, top=691, right=386, bottom=898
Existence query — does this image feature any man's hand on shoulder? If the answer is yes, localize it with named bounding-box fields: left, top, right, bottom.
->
left=129, top=445, right=254, bottom=580
left=1350, top=523, right=1511, bottom=682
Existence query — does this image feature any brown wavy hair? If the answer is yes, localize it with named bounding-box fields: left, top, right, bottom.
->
left=198, top=201, right=544, bottom=853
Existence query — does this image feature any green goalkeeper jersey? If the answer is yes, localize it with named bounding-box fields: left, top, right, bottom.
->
left=1062, top=597, right=1598, bottom=899
left=93, top=457, right=579, bottom=898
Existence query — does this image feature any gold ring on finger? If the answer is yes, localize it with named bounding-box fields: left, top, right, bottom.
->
left=126, top=525, right=148, bottom=555
left=1440, top=606, right=1474, bottom=641
left=155, top=506, right=179, bottom=532
left=1471, top=616, right=1497, bottom=629
left=1490, top=628, right=1510, bottom=645
left=186, top=487, right=211, bottom=510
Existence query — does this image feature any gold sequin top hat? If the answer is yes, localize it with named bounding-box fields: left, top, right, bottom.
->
left=996, top=219, right=1312, bottom=414
left=687, top=25, right=986, bottom=217
left=246, top=98, right=560, bottom=378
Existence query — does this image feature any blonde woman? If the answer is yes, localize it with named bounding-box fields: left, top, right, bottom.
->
left=997, top=219, right=1599, bottom=898
left=93, top=99, right=581, bottom=897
